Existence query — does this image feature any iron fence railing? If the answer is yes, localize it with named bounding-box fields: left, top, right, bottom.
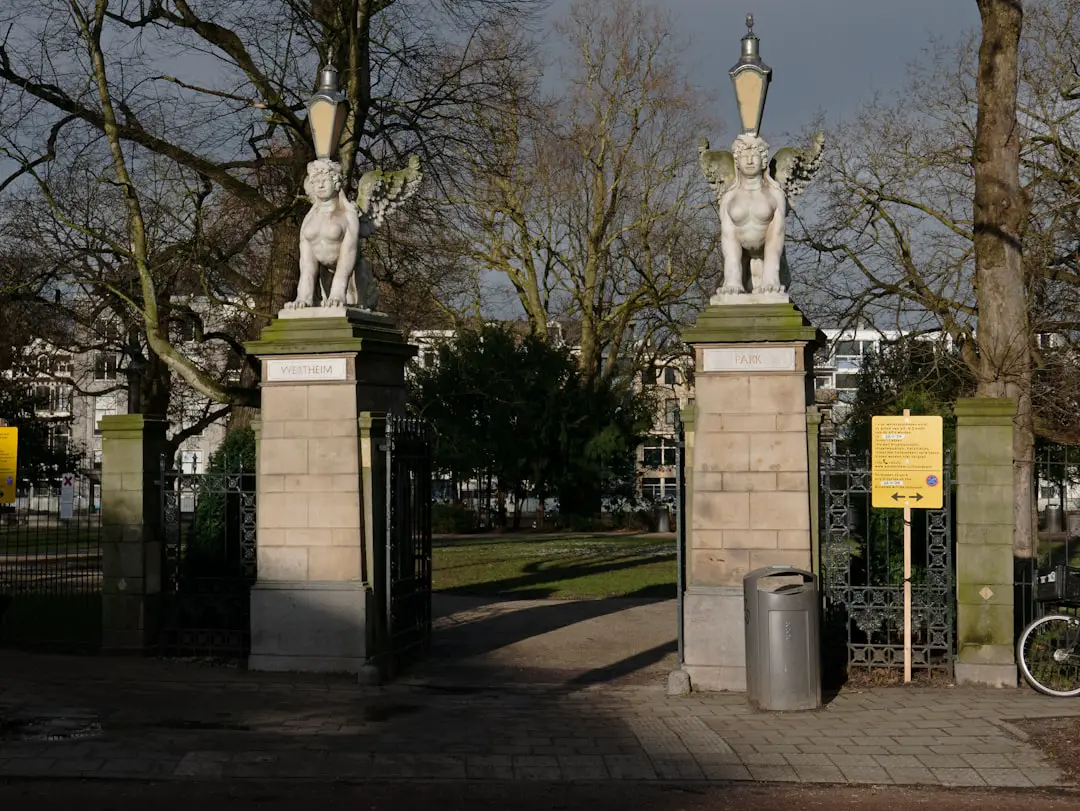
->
left=1016, top=444, right=1080, bottom=639
left=819, top=449, right=955, bottom=678
left=0, top=476, right=102, bottom=651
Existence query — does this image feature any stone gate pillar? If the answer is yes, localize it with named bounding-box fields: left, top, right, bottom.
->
left=678, top=301, right=823, bottom=691
left=99, top=414, right=169, bottom=652
left=954, top=397, right=1017, bottom=687
left=243, top=308, right=415, bottom=675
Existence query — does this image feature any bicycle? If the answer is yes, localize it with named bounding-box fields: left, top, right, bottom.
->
left=1017, top=565, right=1080, bottom=697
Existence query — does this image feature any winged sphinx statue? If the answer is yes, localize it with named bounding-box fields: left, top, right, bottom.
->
left=698, top=132, right=825, bottom=300
left=286, top=155, right=422, bottom=312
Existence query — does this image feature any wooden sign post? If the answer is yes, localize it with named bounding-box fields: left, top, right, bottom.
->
left=871, top=412, right=943, bottom=683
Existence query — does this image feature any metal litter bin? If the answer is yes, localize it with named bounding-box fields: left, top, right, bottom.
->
left=655, top=506, right=670, bottom=533
left=744, top=566, right=821, bottom=711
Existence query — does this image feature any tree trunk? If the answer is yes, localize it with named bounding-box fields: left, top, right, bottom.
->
left=973, top=0, right=1033, bottom=559
left=228, top=216, right=302, bottom=431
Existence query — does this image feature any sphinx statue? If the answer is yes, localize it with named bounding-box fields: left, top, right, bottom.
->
left=285, top=155, right=421, bottom=312
left=698, top=131, right=825, bottom=301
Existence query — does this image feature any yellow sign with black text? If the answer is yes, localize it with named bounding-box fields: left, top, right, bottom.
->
left=871, top=415, right=943, bottom=509
left=0, top=427, right=17, bottom=504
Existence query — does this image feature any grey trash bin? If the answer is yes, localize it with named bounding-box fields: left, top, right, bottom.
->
left=655, top=506, right=670, bottom=533
left=743, top=566, right=821, bottom=711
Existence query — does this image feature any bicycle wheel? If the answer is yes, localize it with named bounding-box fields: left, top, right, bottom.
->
left=1018, top=614, right=1080, bottom=697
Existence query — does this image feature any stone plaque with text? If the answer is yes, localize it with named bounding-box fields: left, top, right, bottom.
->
left=265, top=357, right=348, bottom=382
left=702, top=347, right=797, bottom=372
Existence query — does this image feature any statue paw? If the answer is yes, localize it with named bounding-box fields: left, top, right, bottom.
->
left=283, top=299, right=310, bottom=310
left=719, top=285, right=745, bottom=295
left=325, top=294, right=347, bottom=308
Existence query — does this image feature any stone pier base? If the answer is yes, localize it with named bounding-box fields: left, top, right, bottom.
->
left=678, top=301, right=823, bottom=692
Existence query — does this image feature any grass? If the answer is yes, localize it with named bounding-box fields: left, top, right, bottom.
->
left=432, top=533, right=676, bottom=600
left=0, top=528, right=102, bottom=555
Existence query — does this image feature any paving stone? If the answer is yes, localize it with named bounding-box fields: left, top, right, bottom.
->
left=603, top=754, right=657, bottom=780
left=874, top=754, right=922, bottom=770
left=0, top=758, right=54, bottom=775
left=513, top=755, right=562, bottom=780
left=650, top=756, right=705, bottom=780
left=977, top=768, right=1033, bottom=787
left=466, top=755, right=514, bottom=780
left=173, top=754, right=225, bottom=778
left=740, top=753, right=788, bottom=766
left=746, top=764, right=799, bottom=782
left=557, top=755, right=609, bottom=780
left=792, top=764, right=846, bottom=783
left=695, top=759, right=752, bottom=781
left=961, top=753, right=1015, bottom=769
left=932, top=767, right=987, bottom=786
left=839, top=765, right=893, bottom=784
left=785, top=753, right=833, bottom=766
left=1025, top=768, right=1066, bottom=787
left=886, top=767, right=939, bottom=785
left=916, top=754, right=967, bottom=768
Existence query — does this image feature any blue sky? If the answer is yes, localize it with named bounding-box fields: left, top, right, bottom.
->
left=545, top=0, right=980, bottom=141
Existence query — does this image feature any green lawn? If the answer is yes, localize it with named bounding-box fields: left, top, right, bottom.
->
left=0, top=528, right=102, bottom=555
left=432, top=533, right=676, bottom=600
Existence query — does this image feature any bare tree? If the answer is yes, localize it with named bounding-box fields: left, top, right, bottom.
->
left=455, top=0, right=721, bottom=379
left=794, top=0, right=1080, bottom=557
left=0, top=0, right=545, bottom=409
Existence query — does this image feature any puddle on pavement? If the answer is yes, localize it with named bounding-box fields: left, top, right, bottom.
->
left=0, top=712, right=103, bottom=742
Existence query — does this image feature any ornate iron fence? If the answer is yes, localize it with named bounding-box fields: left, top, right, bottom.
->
left=0, top=476, right=102, bottom=651
left=159, top=455, right=256, bottom=658
left=820, top=449, right=955, bottom=677
left=1016, top=444, right=1080, bottom=636
left=384, top=414, right=433, bottom=676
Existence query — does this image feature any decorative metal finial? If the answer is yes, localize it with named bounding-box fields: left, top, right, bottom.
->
left=317, top=62, right=340, bottom=94
left=746, top=13, right=754, bottom=33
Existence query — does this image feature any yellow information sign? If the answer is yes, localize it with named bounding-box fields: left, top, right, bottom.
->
left=871, top=415, right=943, bottom=509
left=0, top=427, right=17, bottom=504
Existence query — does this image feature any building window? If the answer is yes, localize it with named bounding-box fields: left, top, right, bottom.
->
left=664, top=399, right=680, bottom=427
left=94, top=396, right=117, bottom=435
left=33, top=385, right=52, bottom=411
left=663, top=367, right=677, bottom=385
left=641, top=366, right=658, bottom=386
left=833, top=373, right=859, bottom=390
left=815, top=375, right=833, bottom=390
left=836, top=340, right=859, bottom=357
left=50, top=424, right=70, bottom=456
left=94, top=353, right=118, bottom=380
left=180, top=450, right=201, bottom=474
left=55, top=356, right=73, bottom=376
left=641, top=477, right=662, bottom=500
left=643, top=437, right=678, bottom=468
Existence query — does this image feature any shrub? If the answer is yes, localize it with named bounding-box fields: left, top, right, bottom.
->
left=432, top=503, right=477, bottom=534
left=189, top=428, right=256, bottom=578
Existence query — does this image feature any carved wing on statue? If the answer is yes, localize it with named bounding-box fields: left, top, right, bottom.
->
left=769, top=131, right=826, bottom=206
left=698, top=138, right=735, bottom=200
left=355, top=154, right=423, bottom=228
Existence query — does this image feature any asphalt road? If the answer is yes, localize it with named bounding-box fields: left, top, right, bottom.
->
left=1, top=780, right=1079, bottom=811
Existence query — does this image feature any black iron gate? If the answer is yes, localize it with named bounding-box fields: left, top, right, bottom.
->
left=820, top=449, right=955, bottom=678
left=160, top=455, right=256, bottom=658
left=384, top=415, right=432, bottom=675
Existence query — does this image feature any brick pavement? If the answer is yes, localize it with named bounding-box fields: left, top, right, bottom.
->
left=0, top=651, right=1078, bottom=787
